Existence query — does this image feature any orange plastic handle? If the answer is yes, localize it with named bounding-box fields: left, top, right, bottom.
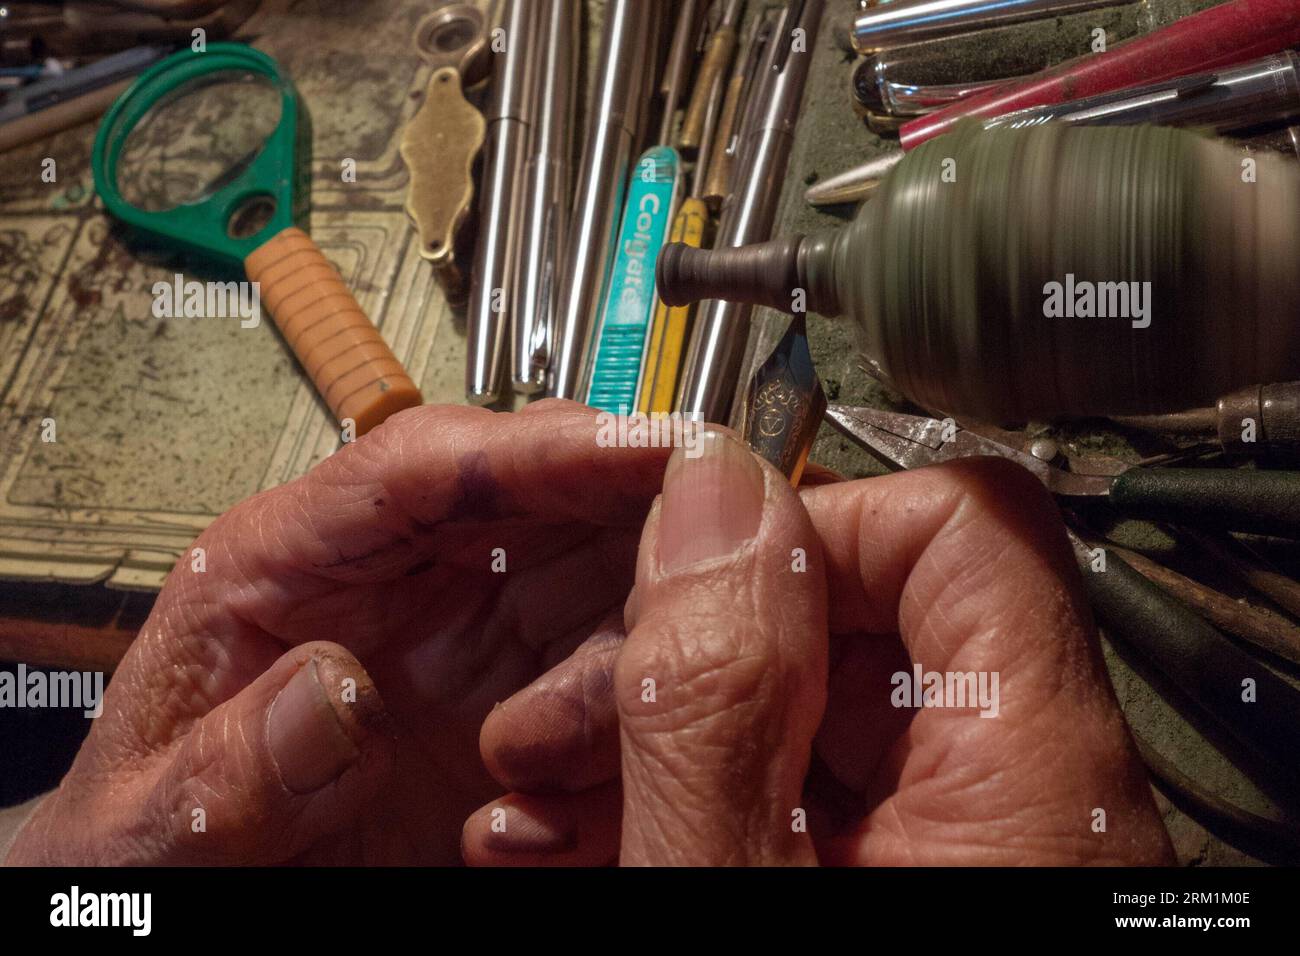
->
left=245, top=227, right=422, bottom=436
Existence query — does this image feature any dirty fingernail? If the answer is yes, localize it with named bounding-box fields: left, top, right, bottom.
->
left=267, top=659, right=361, bottom=794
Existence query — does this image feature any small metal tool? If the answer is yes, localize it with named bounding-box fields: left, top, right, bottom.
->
left=467, top=0, right=539, bottom=405
left=0, top=44, right=168, bottom=124
left=898, top=0, right=1300, bottom=151
left=511, top=0, right=579, bottom=393
left=850, top=0, right=1134, bottom=55
left=400, top=2, right=489, bottom=307
left=803, top=150, right=902, bottom=206
left=1065, top=525, right=1300, bottom=779
left=846, top=15, right=1085, bottom=120
left=816, top=50, right=1300, bottom=208
left=825, top=406, right=1300, bottom=537
left=1113, top=381, right=1300, bottom=459
left=986, top=51, right=1300, bottom=134
left=660, top=0, right=702, bottom=147
left=853, top=65, right=1014, bottom=120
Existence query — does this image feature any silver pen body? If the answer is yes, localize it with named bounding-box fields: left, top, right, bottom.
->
left=677, top=0, right=823, bottom=423
left=851, top=0, right=1129, bottom=55
left=807, top=49, right=1300, bottom=207
left=511, top=0, right=579, bottom=394
left=466, top=0, right=537, bottom=405
left=988, top=50, right=1300, bottom=133
left=546, top=0, right=653, bottom=401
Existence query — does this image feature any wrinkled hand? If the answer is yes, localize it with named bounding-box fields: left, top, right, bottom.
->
left=462, top=430, right=1174, bottom=865
left=6, top=401, right=670, bottom=865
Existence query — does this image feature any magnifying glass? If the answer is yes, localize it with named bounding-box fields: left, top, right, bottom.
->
left=92, top=43, right=422, bottom=436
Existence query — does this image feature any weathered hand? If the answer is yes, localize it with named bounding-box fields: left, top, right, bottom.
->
left=462, top=432, right=1174, bottom=865
left=5, top=401, right=670, bottom=865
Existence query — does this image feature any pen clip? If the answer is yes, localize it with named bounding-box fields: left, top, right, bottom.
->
left=772, top=0, right=806, bottom=75
left=527, top=202, right=561, bottom=375
left=700, top=0, right=723, bottom=47
left=1172, top=73, right=1220, bottom=99
left=736, top=11, right=776, bottom=123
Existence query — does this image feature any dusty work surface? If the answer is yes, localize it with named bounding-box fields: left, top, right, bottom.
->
left=0, top=0, right=485, bottom=590
left=0, top=0, right=1293, bottom=864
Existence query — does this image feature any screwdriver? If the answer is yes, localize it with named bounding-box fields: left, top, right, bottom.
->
left=1113, top=382, right=1300, bottom=458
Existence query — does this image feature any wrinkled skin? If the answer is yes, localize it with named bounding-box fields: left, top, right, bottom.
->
left=7, top=402, right=672, bottom=865
left=462, top=432, right=1174, bottom=866
left=6, top=403, right=1173, bottom=866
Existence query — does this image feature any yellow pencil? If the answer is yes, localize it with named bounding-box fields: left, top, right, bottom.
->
left=638, top=196, right=708, bottom=413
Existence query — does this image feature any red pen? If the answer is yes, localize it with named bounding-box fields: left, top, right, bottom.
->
left=900, top=0, right=1300, bottom=150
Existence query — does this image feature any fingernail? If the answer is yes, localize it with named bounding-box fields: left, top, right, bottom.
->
left=658, top=429, right=765, bottom=574
left=481, top=809, right=578, bottom=855
left=267, top=659, right=361, bottom=794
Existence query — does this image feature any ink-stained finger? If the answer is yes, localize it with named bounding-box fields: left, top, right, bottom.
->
left=462, top=782, right=622, bottom=867
left=480, top=614, right=626, bottom=794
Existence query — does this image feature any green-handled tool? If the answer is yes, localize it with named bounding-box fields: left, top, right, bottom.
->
left=93, top=43, right=303, bottom=268
left=92, top=42, right=421, bottom=435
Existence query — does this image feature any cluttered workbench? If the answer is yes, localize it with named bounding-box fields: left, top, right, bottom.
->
left=2, top=0, right=1300, bottom=865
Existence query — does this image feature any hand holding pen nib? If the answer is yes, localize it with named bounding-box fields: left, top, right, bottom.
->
left=16, top=0, right=1300, bottom=882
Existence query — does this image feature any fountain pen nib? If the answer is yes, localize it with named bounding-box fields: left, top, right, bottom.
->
left=742, top=313, right=826, bottom=485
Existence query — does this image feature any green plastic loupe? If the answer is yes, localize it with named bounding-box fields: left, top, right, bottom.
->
left=92, top=42, right=305, bottom=271
left=89, top=42, right=424, bottom=435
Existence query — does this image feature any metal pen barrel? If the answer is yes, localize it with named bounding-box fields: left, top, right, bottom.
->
left=703, top=7, right=768, bottom=207
left=677, top=0, right=823, bottom=424
left=547, top=0, right=654, bottom=401
left=987, top=50, right=1300, bottom=133
left=809, top=50, right=1300, bottom=208
left=851, top=0, right=1131, bottom=55
left=660, top=0, right=699, bottom=146
left=466, top=0, right=537, bottom=405
left=511, top=0, right=578, bottom=394
left=898, top=0, right=1300, bottom=151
